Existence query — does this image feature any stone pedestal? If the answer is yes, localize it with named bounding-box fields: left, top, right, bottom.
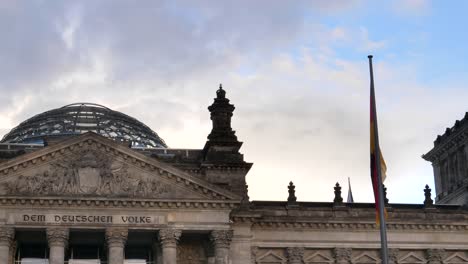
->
left=210, top=230, right=233, bottom=264
left=106, top=228, right=128, bottom=264
left=47, top=228, right=69, bottom=264
left=158, top=229, right=181, bottom=264
left=0, top=227, right=14, bottom=264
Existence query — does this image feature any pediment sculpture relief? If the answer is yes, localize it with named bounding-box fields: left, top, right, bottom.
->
left=0, top=149, right=180, bottom=198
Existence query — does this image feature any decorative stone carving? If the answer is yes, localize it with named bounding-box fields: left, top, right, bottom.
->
left=287, top=247, right=304, bottom=264
left=210, top=230, right=233, bottom=249
left=1, top=149, right=174, bottom=198
left=251, top=246, right=259, bottom=264
left=0, top=227, right=14, bottom=247
left=46, top=227, right=69, bottom=247
left=426, top=249, right=446, bottom=264
left=334, top=248, right=351, bottom=264
left=388, top=248, right=399, bottom=264
left=105, top=228, right=128, bottom=248
left=159, top=229, right=182, bottom=248
left=177, top=241, right=208, bottom=264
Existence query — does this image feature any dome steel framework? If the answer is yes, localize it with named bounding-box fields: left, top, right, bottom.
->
left=1, top=103, right=167, bottom=148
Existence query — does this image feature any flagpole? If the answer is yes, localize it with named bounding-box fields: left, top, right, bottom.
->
left=368, top=55, right=389, bottom=264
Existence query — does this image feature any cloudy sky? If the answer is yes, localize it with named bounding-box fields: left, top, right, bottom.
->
left=0, top=0, right=467, bottom=204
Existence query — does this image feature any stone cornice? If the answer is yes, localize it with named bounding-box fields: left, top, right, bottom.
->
left=0, top=196, right=239, bottom=209
left=423, top=129, right=468, bottom=162
left=248, top=221, right=468, bottom=232
left=0, top=133, right=241, bottom=201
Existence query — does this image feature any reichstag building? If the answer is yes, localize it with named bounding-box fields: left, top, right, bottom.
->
left=0, top=86, right=466, bottom=264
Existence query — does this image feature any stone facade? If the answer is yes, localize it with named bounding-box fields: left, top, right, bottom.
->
left=0, top=87, right=466, bottom=263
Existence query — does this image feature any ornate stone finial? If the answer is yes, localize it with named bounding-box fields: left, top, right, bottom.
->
left=287, top=247, right=305, bottom=264
left=203, top=84, right=244, bottom=164
left=334, top=182, right=343, bottom=204
left=206, top=84, right=237, bottom=143
left=334, top=248, right=352, bottom=264
left=105, top=228, right=128, bottom=248
left=0, top=227, right=15, bottom=247
left=424, top=184, right=434, bottom=207
left=217, top=83, right=226, bottom=99
left=158, top=229, right=182, bottom=248
left=210, top=230, right=233, bottom=249
left=383, top=184, right=389, bottom=205
left=47, top=227, right=69, bottom=248
left=287, top=181, right=297, bottom=203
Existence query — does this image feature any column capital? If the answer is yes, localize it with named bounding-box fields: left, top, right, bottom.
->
left=46, top=227, right=69, bottom=248
left=287, top=247, right=305, bottom=264
left=0, top=227, right=14, bottom=247
left=105, top=228, right=128, bottom=248
left=158, top=228, right=181, bottom=248
left=210, top=230, right=233, bottom=249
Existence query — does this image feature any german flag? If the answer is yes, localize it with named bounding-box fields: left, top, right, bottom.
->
left=369, top=55, right=388, bottom=226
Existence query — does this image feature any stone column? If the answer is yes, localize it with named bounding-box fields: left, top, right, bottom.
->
left=106, top=228, right=128, bottom=264
left=0, top=227, right=14, bottom=264
left=158, top=229, right=181, bottom=264
left=210, top=230, right=233, bottom=264
left=287, top=247, right=304, bottom=264
left=47, top=227, right=69, bottom=264
left=333, top=248, right=351, bottom=264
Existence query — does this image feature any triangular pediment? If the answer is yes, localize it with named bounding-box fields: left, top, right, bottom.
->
left=257, top=250, right=286, bottom=263
left=0, top=133, right=240, bottom=201
left=353, top=253, right=380, bottom=263
left=399, top=253, right=426, bottom=263
left=445, top=253, right=468, bottom=263
left=305, top=252, right=333, bottom=263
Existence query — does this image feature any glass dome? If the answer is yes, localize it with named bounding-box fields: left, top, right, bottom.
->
left=1, top=103, right=167, bottom=148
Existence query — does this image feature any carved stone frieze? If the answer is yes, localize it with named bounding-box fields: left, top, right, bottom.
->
left=426, top=249, right=446, bottom=264
left=334, top=248, right=351, bottom=264
left=1, top=149, right=174, bottom=198
left=46, top=227, right=69, bottom=247
left=105, top=228, right=128, bottom=248
left=0, top=227, right=14, bottom=247
left=159, top=229, right=182, bottom=248
left=287, top=247, right=304, bottom=264
left=210, top=230, right=233, bottom=249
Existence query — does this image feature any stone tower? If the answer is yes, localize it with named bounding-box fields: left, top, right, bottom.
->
left=423, top=113, right=468, bottom=205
